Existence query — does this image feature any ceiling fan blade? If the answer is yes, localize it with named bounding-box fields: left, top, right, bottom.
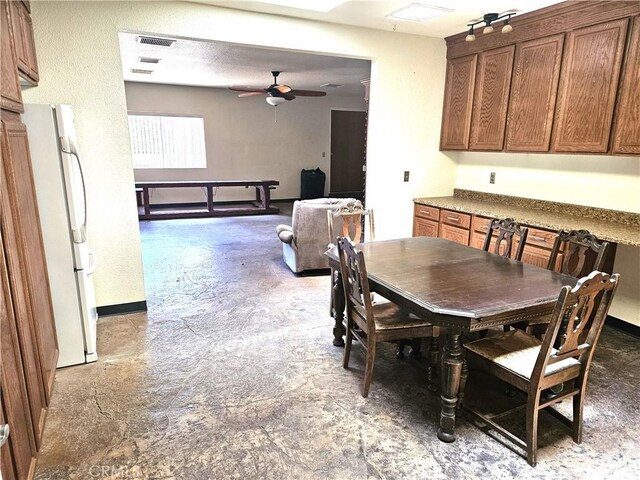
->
left=274, top=84, right=292, bottom=94
left=282, top=92, right=296, bottom=101
left=238, top=92, right=266, bottom=98
left=228, top=86, right=267, bottom=93
left=289, top=89, right=327, bottom=97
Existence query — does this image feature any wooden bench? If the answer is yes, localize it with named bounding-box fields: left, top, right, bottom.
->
left=135, top=180, right=279, bottom=220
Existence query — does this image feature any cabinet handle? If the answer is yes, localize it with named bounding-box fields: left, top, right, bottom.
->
left=447, top=216, right=460, bottom=222
left=0, top=424, right=9, bottom=447
left=419, top=209, right=431, bottom=216
left=529, top=235, right=547, bottom=242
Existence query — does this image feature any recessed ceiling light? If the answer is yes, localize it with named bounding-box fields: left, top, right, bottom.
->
left=138, top=57, right=161, bottom=64
left=387, top=4, right=453, bottom=23
left=320, top=83, right=344, bottom=88
left=256, top=0, right=345, bottom=13
left=130, top=68, right=153, bottom=74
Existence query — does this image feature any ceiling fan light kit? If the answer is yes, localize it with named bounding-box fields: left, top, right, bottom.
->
left=229, top=70, right=327, bottom=107
left=465, top=11, right=516, bottom=42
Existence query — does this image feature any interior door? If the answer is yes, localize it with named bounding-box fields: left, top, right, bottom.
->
left=329, top=110, right=367, bottom=201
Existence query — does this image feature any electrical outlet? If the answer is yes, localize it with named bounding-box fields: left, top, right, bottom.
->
left=490, top=172, right=496, bottom=184
left=404, top=171, right=410, bottom=182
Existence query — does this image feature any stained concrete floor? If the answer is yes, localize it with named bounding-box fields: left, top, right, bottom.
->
left=36, top=204, right=640, bottom=479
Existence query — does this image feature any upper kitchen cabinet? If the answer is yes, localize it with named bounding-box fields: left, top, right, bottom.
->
left=440, top=54, right=477, bottom=150
left=505, top=34, right=564, bottom=152
left=552, top=19, right=628, bottom=153
left=469, top=45, right=515, bottom=151
left=8, top=0, right=39, bottom=84
left=612, top=16, right=640, bottom=155
left=0, top=0, right=23, bottom=113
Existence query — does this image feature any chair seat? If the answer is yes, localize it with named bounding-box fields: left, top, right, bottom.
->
left=465, top=330, right=580, bottom=381
left=372, top=302, right=432, bottom=331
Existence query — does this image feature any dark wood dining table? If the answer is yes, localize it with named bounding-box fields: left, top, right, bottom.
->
left=325, top=236, right=578, bottom=442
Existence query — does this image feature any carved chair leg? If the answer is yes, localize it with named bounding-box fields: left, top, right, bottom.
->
left=396, top=340, right=408, bottom=359
left=409, top=338, right=423, bottom=358
left=332, top=272, right=346, bottom=347
left=573, top=391, right=584, bottom=444
left=526, top=392, right=541, bottom=467
left=343, top=320, right=353, bottom=369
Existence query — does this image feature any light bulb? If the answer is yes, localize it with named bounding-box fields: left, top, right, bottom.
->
left=465, top=33, right=476, bottom=42
left=502, top=23, right=513, bottom=33
left=266, top=96, right=285, bottom=106
left=483, top=25, right=494, bottom=34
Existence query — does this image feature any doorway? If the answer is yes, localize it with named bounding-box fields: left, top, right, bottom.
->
left=329, top=110, right=367, bottom=202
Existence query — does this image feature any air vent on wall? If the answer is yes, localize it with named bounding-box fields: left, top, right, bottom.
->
left=137, top=36, right=176, bottom=47
left=320, top=83, right=344, bottom=88
left=138, top=57, right=161, bottom=64
left=130, top=68, right=153, bottom=74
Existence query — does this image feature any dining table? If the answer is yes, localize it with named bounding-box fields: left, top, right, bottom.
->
left=325, top=236, right=578, bottom=442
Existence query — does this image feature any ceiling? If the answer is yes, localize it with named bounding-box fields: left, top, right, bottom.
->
left=119, top=32, right=371, bottom=95
left=120, top=0, right=563, bottom=93
left=193, top=0, right=564, bottom=37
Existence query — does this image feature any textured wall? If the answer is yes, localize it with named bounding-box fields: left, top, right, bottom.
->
left=24, top=1, right=453, bottom=307
left=455, top=152, right=640, bottom=325
left=124, top=82, right=367, bottom=202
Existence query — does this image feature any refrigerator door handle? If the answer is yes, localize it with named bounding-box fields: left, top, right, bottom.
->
left=60, top=134, right=88, bottom=244
left=87, top=249, right=98, bottom=275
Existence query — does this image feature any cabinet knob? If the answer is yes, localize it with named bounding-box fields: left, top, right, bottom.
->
left=0, top=424, right=9, bottom=447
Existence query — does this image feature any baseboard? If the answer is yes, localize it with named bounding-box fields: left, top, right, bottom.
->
left=606, top=315, right=640, bottom=337
left=97, top=300, right=148, bottom=317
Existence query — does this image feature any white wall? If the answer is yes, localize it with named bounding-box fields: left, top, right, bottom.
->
left=455, top=152, right=640, bottom=326
left=125, top=82, right=367, bottom=203
left=24, top=1, right=453, bottom=307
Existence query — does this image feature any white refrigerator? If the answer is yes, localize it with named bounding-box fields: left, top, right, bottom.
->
left=22, top=104, right=98, bottom=368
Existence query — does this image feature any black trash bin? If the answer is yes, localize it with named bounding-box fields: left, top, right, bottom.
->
left=300, top=168, right=326, bottom=199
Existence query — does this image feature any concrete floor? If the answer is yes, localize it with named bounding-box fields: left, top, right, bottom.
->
left=36, top=204, right=640, bottom=479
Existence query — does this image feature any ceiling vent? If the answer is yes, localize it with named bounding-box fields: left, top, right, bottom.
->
left=130, top=68, right=153, bottom=74
left=138, top=57, right=161, bottom=64
left=137, top=36, right=176, bottom=47
left=320, top=83, right=344, bottom=88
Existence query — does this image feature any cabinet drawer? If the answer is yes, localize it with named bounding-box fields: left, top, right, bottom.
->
left=471, top=215, right=492, bottom=233
left=441, top=209, right=471, bottom=229
left=440, top=224, right=470, bottom=245
left=413, top=218, right=438, bottom=237
left=525, top=227, right=558, bottom=249
left=414, top=204, right=440, bottom=222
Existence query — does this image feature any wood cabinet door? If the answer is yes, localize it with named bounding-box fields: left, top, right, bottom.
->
left=469, top=45, right=515, bottom=151
left=552, top=19, right=628, bottom=152
left=1, top=119, right=48, bottom=449
left=612, top=16, right=640, bottom=155
left=1, top=230, right=38, bottom=480
left=1, top=115, right=58, bottom=408
left=440, top=54, right=477, bottom=150
left=20, top=3, right=38, bottom=82
left=0, top=0, right=23, bottom=113
left=506, top=34, right=564, bottom=152
left=413, top=217, right=438, bottom=237
left=439, top=223, right=469, bottom=245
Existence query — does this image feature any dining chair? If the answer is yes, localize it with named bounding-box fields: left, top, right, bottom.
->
left=525, top=230, right=610, bottom=338
left=327, top=201, right=374, bottom=316
left=482, top=218, right=529, bottom=261
left=463, top=270, right=620, bottom=466
left=547, top=229, right=609, bottom=278
left=337, top=237, right=439, bottom=397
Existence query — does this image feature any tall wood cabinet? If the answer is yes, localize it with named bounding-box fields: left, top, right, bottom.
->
left=612, top=16, right=640, bottom=154
left=441, top=1, right=640, bottom=156
left=1, top=1, right=56, bottom=478
left=552, top=19, right=628, bottom=152
left=469, top=45, right=514, bottom=151
left=439, top=55, right=477, bottom=150
left=505, top=34, right=564, bottom=152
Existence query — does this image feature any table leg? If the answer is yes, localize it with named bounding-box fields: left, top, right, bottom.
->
left=332, top=270, right=346, bottom=347
left=438, top=331, right=463, bottom=443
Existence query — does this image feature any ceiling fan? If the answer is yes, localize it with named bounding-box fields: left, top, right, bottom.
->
left=228, top=71, right=327, bottom=106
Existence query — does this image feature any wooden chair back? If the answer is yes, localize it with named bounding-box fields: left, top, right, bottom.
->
left=547, top=230, right=609, bottom=278
left=530, top=271, right=619, bottom=390
left=337, top=237, right=375, bottom=334
left=482, top=218, right=528, bottom=261
left=328, top=202, right=374, bottom=246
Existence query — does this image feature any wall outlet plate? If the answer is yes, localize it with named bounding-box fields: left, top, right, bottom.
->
left=490, top=172, right=496, bottom=184
left=404, top=171, right=410, bottom=182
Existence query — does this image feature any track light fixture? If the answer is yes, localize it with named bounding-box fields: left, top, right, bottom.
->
left=465, top=11, right=516, bottom=41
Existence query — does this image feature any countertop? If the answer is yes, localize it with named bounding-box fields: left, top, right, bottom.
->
left=414, top=189, right=640, bottom=247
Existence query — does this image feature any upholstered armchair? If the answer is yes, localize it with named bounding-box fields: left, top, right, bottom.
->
left=276, top=198, right=359, bottom=273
